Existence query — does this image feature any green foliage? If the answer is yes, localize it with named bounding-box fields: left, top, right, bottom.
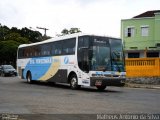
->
left=61, top=28, right=81, bottom=35
left=5, top=32, right=29, bottom=43
left=0, top=40, right=20, bottom=66
left=0, top=24, right=44, bottom=66
left=21, top=27, right=43, bottom=42
left=61, top=28, right=69, bottom=35
left=0, top=25, right=10, bottom=41
left=69, top=28, right=81, bottom=34
left=0, top=24, right=81, bottom=67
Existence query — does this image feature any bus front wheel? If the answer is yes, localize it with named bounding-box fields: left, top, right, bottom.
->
left=70, top=75, right=80, bottom=89
left=96, top=85, right=106, bottom=91
left=27, top=72, right=33, bottom=84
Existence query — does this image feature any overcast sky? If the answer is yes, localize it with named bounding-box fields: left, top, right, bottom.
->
left=0, top=0, right=160, bottom=37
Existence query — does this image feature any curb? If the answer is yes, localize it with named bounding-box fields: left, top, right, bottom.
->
left=125, top=83, right=160, bottom=89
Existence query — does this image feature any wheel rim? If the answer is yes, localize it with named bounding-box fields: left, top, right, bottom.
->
left=27, top=74, right=31, bottom=83
left=71, top=77, right=77, bottom=88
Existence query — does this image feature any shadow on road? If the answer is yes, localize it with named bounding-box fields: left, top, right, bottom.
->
left=21, top=81, right=123, bottom=93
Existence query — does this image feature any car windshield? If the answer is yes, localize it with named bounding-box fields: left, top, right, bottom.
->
left=3, top=65, right=14, bottom=69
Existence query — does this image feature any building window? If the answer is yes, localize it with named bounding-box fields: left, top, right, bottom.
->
left=125, top=27, right=134, bottom=37
left=128, top=53, right=140, bottom=58
left=147, top=52, right=159, bottom=58
left=141, top=26, right=149, bottom=36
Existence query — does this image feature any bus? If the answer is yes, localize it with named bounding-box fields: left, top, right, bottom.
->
left=17, top=33, right=126, bottom=90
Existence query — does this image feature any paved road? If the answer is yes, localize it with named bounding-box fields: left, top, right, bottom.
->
left=0, top=77, right=159, bottom=119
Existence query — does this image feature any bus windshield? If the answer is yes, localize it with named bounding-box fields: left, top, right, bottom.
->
left=77, top=36, right=125, bottom=72
left=78, top=36, right=111, bottom=72
left=110, top=39, right=125, bottom=72
left=89, top=37, right=111, bottom=71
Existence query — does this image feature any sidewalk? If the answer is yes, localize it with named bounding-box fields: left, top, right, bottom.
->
left=125, top=83, right=160, bottom=89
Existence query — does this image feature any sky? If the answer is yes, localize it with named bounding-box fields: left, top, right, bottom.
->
left=0, top=0, right=160, bottom=38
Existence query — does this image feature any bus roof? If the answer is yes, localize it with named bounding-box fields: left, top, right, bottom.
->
left=18, top=33, right=121, bottom=48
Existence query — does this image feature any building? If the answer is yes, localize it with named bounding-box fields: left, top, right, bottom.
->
left=121, top=10, right=160, bottom=58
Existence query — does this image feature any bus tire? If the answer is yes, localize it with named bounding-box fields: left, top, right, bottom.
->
left=96, top=85, right=106, bottom=91
left=70, top=74, right=80, bottom=90
left=26, top=72, right=33, bottom=84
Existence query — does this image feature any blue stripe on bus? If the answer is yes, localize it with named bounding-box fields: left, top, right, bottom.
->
left=23, top=57, right=52, bottom=80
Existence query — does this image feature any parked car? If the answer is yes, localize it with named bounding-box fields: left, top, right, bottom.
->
left=0, top=65, right=17, bottom=77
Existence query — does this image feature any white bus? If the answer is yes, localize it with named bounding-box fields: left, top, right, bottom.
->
left=17, top=33, right=126, bottom=90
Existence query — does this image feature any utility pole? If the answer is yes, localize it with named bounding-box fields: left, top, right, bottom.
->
left=29, top=27, right=43, bottom=41
left=36, top=27, right=49, bottom=37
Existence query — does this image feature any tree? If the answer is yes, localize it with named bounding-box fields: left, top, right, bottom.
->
left=61, top=28, right=69, bottom=35
left=69, top=28, right=81, bottom=34
left=61, top=28, right=81, bottom=36
left=11, top=27, right=20, bottom=33
left=0, top=25, right=10, bottom=41
left=0, top=40, right=20, bottom=67
left=42, top=35, right=52, bottom=40
left=5, top=32, right=29, bottom=44
left=20, top=27, right=43, bottom=42
left=0, top=24, right=45, bottom=67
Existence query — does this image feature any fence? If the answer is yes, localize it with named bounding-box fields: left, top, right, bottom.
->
left=125, top=58, right=160, bottom=77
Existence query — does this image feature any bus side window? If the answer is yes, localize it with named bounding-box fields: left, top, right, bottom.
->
left=62, top=38, right=76, bottom=55
left=30, top=47, right=33, bottom=57
left=41, top=44, right=51, bottom=56
left=51, top=41, right=62, bottom=56
left=51, top=43, right=55, bottom=55
left=33, top=45, right=40, bottom=57
left=37, top=45, right=41, bottom=56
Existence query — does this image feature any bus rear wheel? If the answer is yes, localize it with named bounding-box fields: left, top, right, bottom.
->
left=70, top=74, right=80, bottom=89
left=96, top=85, right=106, bottom=91
left=27, top=72, right=33, bottom=84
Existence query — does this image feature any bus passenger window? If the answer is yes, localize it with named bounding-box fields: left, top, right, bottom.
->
left=62, top=38, right=76, bottom=55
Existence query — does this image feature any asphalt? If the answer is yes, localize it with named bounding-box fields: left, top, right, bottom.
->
left=125, top=83, right=160, bottom=89
left=0, top=76, right=160, bottom=120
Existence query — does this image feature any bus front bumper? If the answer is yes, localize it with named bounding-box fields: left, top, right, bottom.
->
left=90, top=77, right=126, bottom=87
